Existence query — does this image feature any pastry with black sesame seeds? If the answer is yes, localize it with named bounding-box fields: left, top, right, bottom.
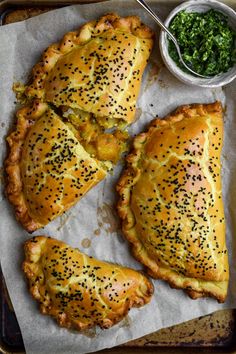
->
left=22, top=13, right=154, bottom=126
left=5, top=100, right=107, bottom=232
left=23, top=236, right=154, bottom=330
left=117, top=102, right=229, bottom=303
left=14, top=13, right=154, bottom=162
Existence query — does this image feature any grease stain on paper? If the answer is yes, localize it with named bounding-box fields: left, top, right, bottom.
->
left=94, top=229, right=101, bottom=236
left=80, top=327, right=97, bottom=338
left=95, top=176, right=124, bottom=242
left=81, top=238, right=91, bottom=248
left=119, top=315, right=132, bottom=329
left=57, top=212, right=72, bottom=231
left=144, top=60, right=161, bottom=91
left=97, top=202, right=119, bottom=234
left=133, top=107, right=142, bottom=123
left=158, top=78, right=169, bottom=89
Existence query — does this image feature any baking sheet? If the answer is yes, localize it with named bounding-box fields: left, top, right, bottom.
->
left=0, top=1, right=236, bottom=354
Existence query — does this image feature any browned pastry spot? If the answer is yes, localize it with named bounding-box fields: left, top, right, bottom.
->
left=117, top=102, right=229, bottom=302
left=5, top=100, right=106, bottom=232
left=23, top=236, right=154, bottom=330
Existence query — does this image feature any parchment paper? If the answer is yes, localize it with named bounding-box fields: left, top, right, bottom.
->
left=0, top=1, right=236, bottom=353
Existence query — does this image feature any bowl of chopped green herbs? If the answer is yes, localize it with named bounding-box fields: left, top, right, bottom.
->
left=160, top=0, right=236, bottom=87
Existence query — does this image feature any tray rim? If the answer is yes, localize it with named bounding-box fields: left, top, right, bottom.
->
left=0, top=0, right=236, bottom=353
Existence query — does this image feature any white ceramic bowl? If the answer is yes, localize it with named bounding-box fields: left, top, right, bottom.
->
left=159, top=0, right=236, bottom=87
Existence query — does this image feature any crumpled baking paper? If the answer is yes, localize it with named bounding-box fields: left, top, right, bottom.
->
left=0, top=1, right=236, bottom=353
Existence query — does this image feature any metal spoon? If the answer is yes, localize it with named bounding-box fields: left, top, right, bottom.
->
left=135, top=0, right=212, bottom=79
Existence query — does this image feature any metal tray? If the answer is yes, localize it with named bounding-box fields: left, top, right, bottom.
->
left=1, top=1, right=236, bottom=353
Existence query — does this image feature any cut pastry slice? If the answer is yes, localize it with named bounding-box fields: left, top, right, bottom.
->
left=21, top=13, right=154, bottom=129
left=23, top=236, right=154, bottom=330
left=5, top=100, right=107, bottom=232
left=117, top=102, right=229, bottom=303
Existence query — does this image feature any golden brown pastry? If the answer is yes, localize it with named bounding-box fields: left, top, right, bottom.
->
left=23, top=236, right=153, bottom=330
left=5, top=100, right=106, bottom=232
left=117, top=102, right=229, bottom=303
left=22, top=13, right=154, bottom=129
left=7, top=14, right=154, bottom=231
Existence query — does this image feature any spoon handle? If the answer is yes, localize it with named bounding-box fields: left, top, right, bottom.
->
left=135, top=0, right=177, bottom=45
left=135, top=0, right=212, bottom=79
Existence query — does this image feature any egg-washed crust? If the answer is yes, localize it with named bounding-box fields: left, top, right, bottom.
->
left=5, top=100, right=106, bottom=232
left=117, top=102, right=229, bottom=303
left=23, top=13, right=154, bottom=125
left=23, top=236, right=154, bottom=330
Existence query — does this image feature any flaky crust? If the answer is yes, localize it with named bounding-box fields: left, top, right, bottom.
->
left=23, top=13, right=154, bottom=125
left=5, top=100, right=106, bottom=232
left=117, top=102, right=229, bottom=303
left=23, top=236, right=153, bottom=330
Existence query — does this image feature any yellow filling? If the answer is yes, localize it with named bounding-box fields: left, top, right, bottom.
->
left=62, top=107, right=129, bottom=167
left=12, top=83, right=130, bottom=169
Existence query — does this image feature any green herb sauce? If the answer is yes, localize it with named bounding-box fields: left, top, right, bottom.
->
left=168, top=9, right=236, bottom=76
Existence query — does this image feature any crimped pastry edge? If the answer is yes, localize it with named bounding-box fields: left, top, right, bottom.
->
left=116, top=101, right=228, bottom=303
left=5, top=100, right=106, bottom=233
left=24, top=13, right=154, bottom=102
left=5, top=100, right=49, bottom=232
left=6, top=13, right=154, bottom=233
left=22, top=235, right=154, bottom=330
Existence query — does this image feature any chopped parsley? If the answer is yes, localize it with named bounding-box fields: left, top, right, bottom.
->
left=168, top=9, right=236, bottom=76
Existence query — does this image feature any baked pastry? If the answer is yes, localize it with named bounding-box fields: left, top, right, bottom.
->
left=5, top=101, right=106, bottom=232
left=14, top=13, right=154, bottom=157
left=23, top=236, right=153, bottom=330
left=117, top=102, right=229, bottom=303
left=6, top=14, right=154, bottom=231
left=21, top=13, right=154, bottom=129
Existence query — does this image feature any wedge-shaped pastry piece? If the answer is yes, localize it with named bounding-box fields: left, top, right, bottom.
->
left=21, top=13, right=154, bottom=128
left=117, top=102, right=229, bottom=303
left=5, top=101, right=106, bottom=232
left=23, top=236, right=153, bottom=330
